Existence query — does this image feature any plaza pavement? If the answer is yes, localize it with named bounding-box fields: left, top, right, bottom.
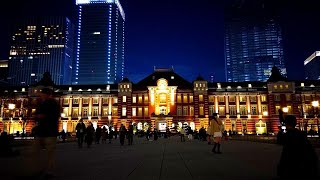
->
left=1, top=136, right=320, bottom=180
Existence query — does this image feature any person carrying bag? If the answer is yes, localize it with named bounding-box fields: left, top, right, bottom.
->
left=210, top=113, right=223, bottom=154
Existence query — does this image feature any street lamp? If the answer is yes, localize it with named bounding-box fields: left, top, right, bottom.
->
left=282, top=107, right=289, bottom=113
left=8, top=103, right=15, bottom=134
left=311, top=100, right=319, bottom=137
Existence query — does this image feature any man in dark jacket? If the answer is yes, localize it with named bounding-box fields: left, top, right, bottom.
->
left=119, top=124, right=127, bottom=146
left=76, top=119, right=86, bottom=148
left=277, top=115, right=319, bottom=179
left=32, top=88, right=61, bottom=177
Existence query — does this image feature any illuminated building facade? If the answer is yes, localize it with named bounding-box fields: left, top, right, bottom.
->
left=304, top=51, right=320, bottom=80
left=1, top=67, right=319, bottom=135
left=74, top=0, right=125, bottom=85
left=8, top=17, right=74, bottom=86
left=225, top=0, right=286, bottom=82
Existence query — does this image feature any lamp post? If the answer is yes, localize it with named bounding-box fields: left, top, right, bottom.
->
left=8, top=103, right=15, bottom=134
left=311, top=100, right=319, bottom=137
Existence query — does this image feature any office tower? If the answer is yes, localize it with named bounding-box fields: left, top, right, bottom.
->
left=225, top=0, right=286, bottom=82
left=74, top=0, right=125, bottom=84
left=304, top=51, right=320, bottom=80
left=0, top=60, right=8, bottom=82
left=8, top=17, right=74, bottom=86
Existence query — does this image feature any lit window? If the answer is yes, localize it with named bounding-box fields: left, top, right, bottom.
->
left=261, top=95, right=267, bottom=102
left=122, top=96, right=126, bottom=103
left=160, top=94, right=166, bottom=103
left=199, top=95, right=203, bottom=102
left=132, top=108, right=136, bottom=116
left=122, top=107, right=126, bottom=116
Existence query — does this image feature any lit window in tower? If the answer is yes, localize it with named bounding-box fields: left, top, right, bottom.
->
left=107, top=5, right=112, bottom=81
left=75, top=5, right=82, bottom=84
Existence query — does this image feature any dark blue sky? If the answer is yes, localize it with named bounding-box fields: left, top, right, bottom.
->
left=1, top=0, right=320, bottom=83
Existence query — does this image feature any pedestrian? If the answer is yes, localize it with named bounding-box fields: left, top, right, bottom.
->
left=210, top=113, right=223, bottom=154
left=146, top=128, right=151, bottom=141
left=277, top=115, right=319, bottom=179
left=86, top=122, right=95, bottom=148
left=108, top=126, right=113, bottom=144
left=31, top=87, right=61, bottom=178
left=95, top=125, right=101, bottom=144
left=60, top=129, right=66, bottom=143
left=114, top=128, right=118, bottom=139
left=76, top=119, right=86, bottom=148
left=101, top=126, right=107, bottom=144
left=127, top=124, right=134, bottom=145
left=153, top=128, right=158, bottom=141
left=180, top=127, right=185, bottom=142
left=119, top=124, right=127, bottom=146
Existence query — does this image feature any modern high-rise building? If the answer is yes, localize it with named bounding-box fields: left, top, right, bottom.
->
left=74, top=0, right=125, bottom=85
left=0, top=60, right=8, bottom=82
left=8, top=17, right=74, bottom=86
left=304, top=51, right=320, bottom=80
left=224, top=0, right=286, bottom=82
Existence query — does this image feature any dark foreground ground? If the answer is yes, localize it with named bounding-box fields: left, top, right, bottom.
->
left=1, top=136, right=320, bottom=180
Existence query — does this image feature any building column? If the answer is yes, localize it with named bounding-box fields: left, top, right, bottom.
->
left=246, top=95, right=251, bottom=115
left=257, top=95, right=261, bottom=115
left=225, top=94, right=229, bottom=114
left=98, top=97, right=102, bottom=117
left=214, top=96, right=218, bottom=113
left=79, top=98, right=82, bottom=117
left=68, top=97, right=72, bottom=118
left=108, top=97, right=112, bottom=115
left=89, top=97, right=92, bottom=116
left=236, top=94, right=240, bottom=115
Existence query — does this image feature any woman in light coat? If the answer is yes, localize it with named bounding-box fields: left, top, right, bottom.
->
left=209, top=113, right=223, bottom=154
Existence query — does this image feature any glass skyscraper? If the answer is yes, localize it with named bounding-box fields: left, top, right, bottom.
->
left=225, top=1, right=286, bottom=82
left=74, top=0, right=125, bottom=85
left=8, top=17, right=74, bottom=86
left=304, top=51, right=320, bottom=80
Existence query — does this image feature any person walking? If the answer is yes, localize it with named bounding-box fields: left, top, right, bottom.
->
left=119, top=124, right=127, bottom=146
left=32, top=88, right=61, bottom=178
left=210, top=113, right=223, bottom=154
left=180, top=127, right=186, bottom=142
left=277, top=115, right=318, bottom=179
left=101, top=126, right=107, bottom=144
left=108, top=126, right=113, bottom=144
left=95, top=125, right=101, bottom=144
left=127, top=124, right=134, bottom=145
left=86, top=122, right=95, bottom=148
left=76, top=119, right=86, bottom=148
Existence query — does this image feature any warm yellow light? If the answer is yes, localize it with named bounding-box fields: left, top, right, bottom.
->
left=61, top=113, right=66, bottom=118
left=282, top=107, right=289, bottom=113
left=263, top=111, right=268, bottom=116
left=8, top=103, right=15, bottom=110
left=312, top=101, right=319, bottom=107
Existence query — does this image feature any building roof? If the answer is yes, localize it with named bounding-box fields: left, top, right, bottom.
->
left=134, top=68, right=192, bottom=90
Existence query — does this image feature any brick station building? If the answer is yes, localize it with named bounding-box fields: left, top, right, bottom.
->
left=0, top=67, right=319, bottom=135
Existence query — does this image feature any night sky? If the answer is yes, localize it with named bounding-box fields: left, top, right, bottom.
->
left=0, top=0, right=320, bottom=83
